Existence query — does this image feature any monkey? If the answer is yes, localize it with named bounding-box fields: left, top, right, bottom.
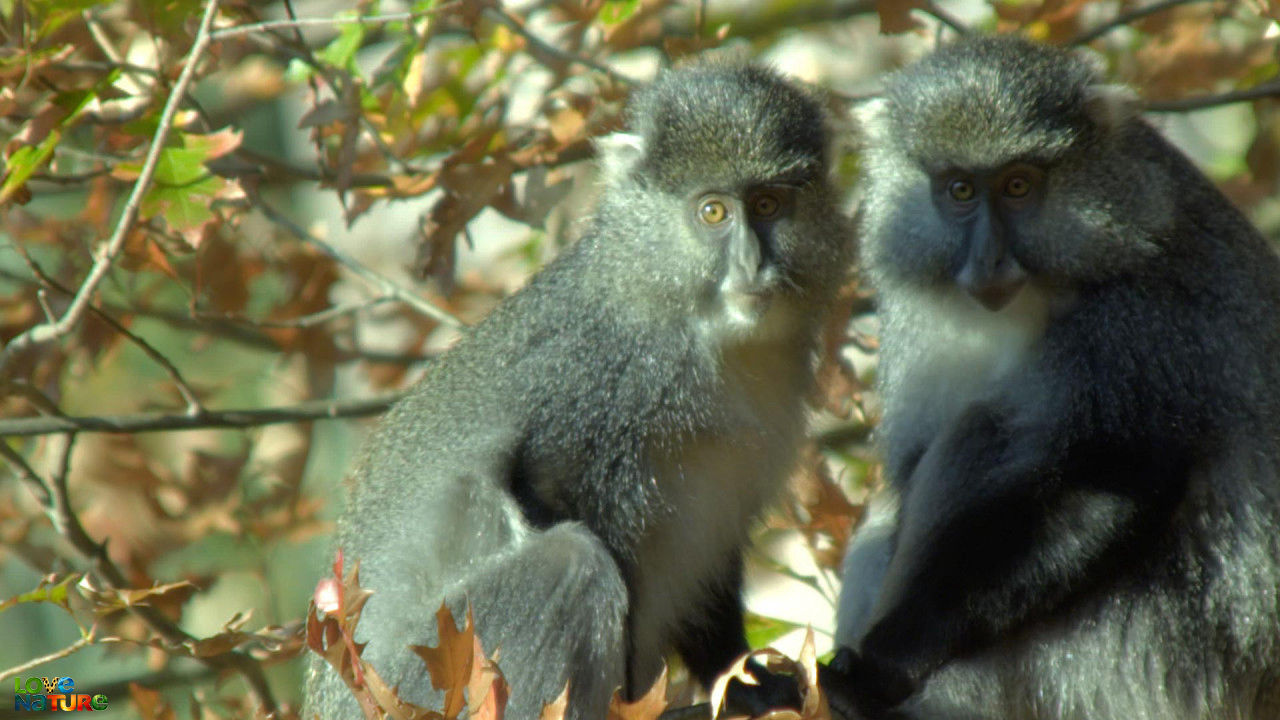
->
left=822, top=36, right=1280, bottom=720
left=303, top=64, right=853, bottom=720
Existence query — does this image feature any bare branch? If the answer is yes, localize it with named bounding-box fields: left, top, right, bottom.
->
left=18, top=249, right=205, bottom=414
left=208, top=7, right=455, bottom=42
left=1068, top=0, right=1213, bottom=46
left=0, top=0, right=221, bottom=376
left=0, top=441, right=52, bottom=506
left=0, top=629, right=96, bottom=682
left=1146, top=79, right=1280, bottom=112
left=921, top=2, right=970, bottom=36
left=249, top=189, right=465, bottom=328
left=0, top=393, right=404, bottom=437
left=483, top=6, right=636, bottom=86
left=25, top=432, right=281, bottom=714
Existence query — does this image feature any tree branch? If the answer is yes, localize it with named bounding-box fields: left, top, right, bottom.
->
left=0, top=0, right=221, bottom=377
left=0, top=393, right=404, bottom=437
left=1146, top=79, right=1280, bottom=112
left=1068, top=0, right=1213, bottom=46
left=250, top=189, right=465, bottom=328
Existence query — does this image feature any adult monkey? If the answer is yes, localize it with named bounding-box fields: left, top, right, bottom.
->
left=304, top=64, right=853, bottom=720
left=827, top=36, right=1280, bottom=720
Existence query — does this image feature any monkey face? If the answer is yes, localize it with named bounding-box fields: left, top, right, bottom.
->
left=857, top=37, right=1178, bottom=308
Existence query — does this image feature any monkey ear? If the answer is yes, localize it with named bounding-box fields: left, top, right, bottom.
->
left=1083, top=84, right=1141, bottom=130
left=595, top=132, right=646, bottom=185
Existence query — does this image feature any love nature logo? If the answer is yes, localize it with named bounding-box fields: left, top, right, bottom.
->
left=12, top=676, right=108, bottom=712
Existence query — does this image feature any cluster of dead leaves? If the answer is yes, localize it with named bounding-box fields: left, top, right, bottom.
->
left=307, top=552, right=838, bottom=720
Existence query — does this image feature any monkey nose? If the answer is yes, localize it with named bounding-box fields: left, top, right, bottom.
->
left=957, top=257, right=1027, bottom=312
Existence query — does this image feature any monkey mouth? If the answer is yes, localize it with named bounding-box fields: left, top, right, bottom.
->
left=966, top=279, right=1025, bottom=312
left=718, top=286, right=773, bottom=328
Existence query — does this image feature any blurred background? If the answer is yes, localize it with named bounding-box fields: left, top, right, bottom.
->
left=2, top=0, right=1278, bottom=716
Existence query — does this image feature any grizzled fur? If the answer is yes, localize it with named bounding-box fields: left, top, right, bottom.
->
left=305, top=64, right=852, bottom=720
left=829, top=36, right=1280, bottom=720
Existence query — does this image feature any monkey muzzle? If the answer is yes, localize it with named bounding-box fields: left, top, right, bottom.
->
left=955, top=224, right=1027, bottom=312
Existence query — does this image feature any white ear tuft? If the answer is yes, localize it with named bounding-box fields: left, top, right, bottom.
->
left=1083, top=84, right=1141, bottom=130
left=594, top=132, right=646, bottom=185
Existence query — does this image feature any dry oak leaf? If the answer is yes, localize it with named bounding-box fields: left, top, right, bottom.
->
left=608, top=664, right=668, bottom=720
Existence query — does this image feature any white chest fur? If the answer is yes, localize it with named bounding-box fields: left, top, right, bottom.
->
left=881, top=285, right=1051, bottom=443
left=626, top=333, right=809, bottom=689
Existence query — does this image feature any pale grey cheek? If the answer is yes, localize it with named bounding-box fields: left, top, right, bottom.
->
left=861, top=180, right=958, bottom=287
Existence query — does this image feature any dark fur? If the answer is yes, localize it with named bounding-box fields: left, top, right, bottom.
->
left=304, top=64, right=851, bottom=720
left=830, top=37, right=1280, bottom=720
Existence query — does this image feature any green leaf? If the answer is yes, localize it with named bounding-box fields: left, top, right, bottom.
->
left=319, top=19, right=367, bottom=71
left=744, top=612, right=802, bottom=649
left=0, top=574, right=80, bottom=613
left=0, top=130, right=61, bottom=204
left=141, top=176, right=225, bottom=232
left=152, top=146, right=209, bottom=186
left=27, top=0, right=111, bottom=39
left=599, top=0, right=640, bottom=26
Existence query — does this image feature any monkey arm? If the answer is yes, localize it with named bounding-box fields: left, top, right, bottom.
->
left=671, top=553, right=802, bottom=715
left=842, top=401, right=1184, bottom=715
left=671, top=553, right=750, bottom=687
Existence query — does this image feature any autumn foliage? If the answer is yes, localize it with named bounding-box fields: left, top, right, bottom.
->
left=1, top=1, right=1278, bottom=718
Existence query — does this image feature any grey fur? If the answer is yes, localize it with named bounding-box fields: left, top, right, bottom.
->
left=830, top=36, right=1280, bottom=720
left=304, top=63, right=852, bottom=720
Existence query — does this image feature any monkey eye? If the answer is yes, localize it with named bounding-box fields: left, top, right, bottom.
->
left=749, top=192, right=781, bottom=219
left=699, top=198, right=730, bottom=225
left=947, top=179, right=976, bottom=203
left=1004, top=175, right=1032, bottom=198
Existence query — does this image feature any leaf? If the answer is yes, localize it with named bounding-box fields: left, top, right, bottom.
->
left=0, top=573, right=81, bottom=613
left=466, top=634, right=509, bottom=720
left=320, top=19, right=368, bottom=71
left=78, top=578, right=198, bottom=618
left=0, top=131, right=60, bottom=205
left=599, top=0, right=640, bottom=26
left=875, top=0, right=926, bottom=34
left=608, top=665, right=668, bottom=720
left=181, top=127, right=244, bottom=161
left=538, top=684, right=570, bottom=720
left=411, top=604, right=476, bottom=719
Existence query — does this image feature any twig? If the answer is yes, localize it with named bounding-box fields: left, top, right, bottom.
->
left=0, top=630, right=96, bottom=682
left=250, top=189, right=465, bottom=328
left=18, top=249, right=205, bottom=414
left=20, top=432, right=282, bottom=715
left=0, top=441, right=52, bottom=506
left=922, top=2, right=969, bottom=36
left=0, top=0, right=221, bottom=376
left=1146, top=79, right=1280, bottom=112
left=1068, top=0, right=1212, bottom=46
left=242, top=296, right=396, bottom=329
left=208, top=7, right=457, bottom=41
left=483, top=6, right=635, bottom=86
left=0, top=393, right=405, bottom=437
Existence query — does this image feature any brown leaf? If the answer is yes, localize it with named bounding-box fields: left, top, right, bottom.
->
left=875, top=0, right=926, bottom=34
left=466, top=635, right=509, bottom=720
left=129, top=683, right=177, bottom=720
left=539, top=683, right=570, bottom=720
left=609, top=665, right=668, bottom=720
left=411, top=605, right=476, bottom=719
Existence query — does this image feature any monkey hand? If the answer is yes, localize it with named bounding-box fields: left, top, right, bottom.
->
left=721, top=659, right=803, bottom=717
left=820, top=647, right=917, bottom=719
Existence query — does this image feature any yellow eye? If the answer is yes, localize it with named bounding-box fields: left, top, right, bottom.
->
left=750, top=192, right=780, bottom=218
left=1005, top=175, right=1031, bottom=198
left=948, top=179, right=975, bottom=202
left=699, top=199, right=729, bottom=225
